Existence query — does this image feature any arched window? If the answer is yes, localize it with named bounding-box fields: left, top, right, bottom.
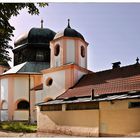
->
left=46, top=77, right=53, bottom=87
left=81, top=46, right=85, bottom=57
left=36, top=51, right=44, bottom=61
left=17, top=100, right=30, bottom=110
left=1, top=100, right=8, bottom=110
left=54, top=44, right=60, bottom=56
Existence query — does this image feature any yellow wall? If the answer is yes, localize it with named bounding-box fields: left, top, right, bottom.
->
left=45, top=110, right=99, bottom=127
left=38, top=109, right=99, bottom=136
left=99, top=99, right=140, bottom=136
left=37, top=98, right=140, bottom=137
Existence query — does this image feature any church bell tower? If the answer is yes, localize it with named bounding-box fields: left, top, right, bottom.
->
left=41, top=20, right=89, bottom=100
left=50, top=19, right=88, bottom=69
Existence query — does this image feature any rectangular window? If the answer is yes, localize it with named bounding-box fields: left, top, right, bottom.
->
left=128, top=102, right=140, bottom=108
left=36, top=51, right=44, bottom=61
left=40, top=102, right=99, bottom=111
left=40, top=104, right=62, bottom=111
left=66, top=102, right=99, bottom=111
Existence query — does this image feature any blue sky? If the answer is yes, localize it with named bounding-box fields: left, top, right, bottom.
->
left=9, top=3, right=140, bottom=72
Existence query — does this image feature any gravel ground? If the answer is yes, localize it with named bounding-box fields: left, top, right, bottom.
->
left=0, top=130, right=140, bottom=137
left=126, top=132, right=140, bottom=137
left=0, top=131, right=75, bottom=137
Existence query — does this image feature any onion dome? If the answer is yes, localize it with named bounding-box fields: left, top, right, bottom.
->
left=13, top=20, right=56, bottom=66
left=14, top=21, right=56, bottom=47
left=54, top=19, right=85, bottom=41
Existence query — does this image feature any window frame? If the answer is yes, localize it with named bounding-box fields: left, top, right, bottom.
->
left=17, top=100, right=30, bottom=110
left=128, top=102, right=140, bottom=108
left=54, top=44, right=60, bottom=56
left=46, top=77, right=53, bottom=87
left=81, top=45, right=85, bottom=58
left=36, top=51, right=44, bottom=61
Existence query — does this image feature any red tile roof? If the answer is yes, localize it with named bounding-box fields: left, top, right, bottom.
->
left=57, top=63, right=140, bottom=99
left=31, top=83, right=43, bottom=91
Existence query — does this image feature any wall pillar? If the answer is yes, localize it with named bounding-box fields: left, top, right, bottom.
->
left=30, top=76, right=36, bottom=123
left=8, top=77, right=14, bottom=121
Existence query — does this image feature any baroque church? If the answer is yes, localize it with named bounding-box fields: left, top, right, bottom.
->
left=0, top=19, right=140, bottom=137
left=0, top=20, right=56, bottom=122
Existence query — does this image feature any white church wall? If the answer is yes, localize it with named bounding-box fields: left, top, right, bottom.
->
left=80, top=55, right=86, bottom=68
left=74, top=69, right=87, bottom=85
left=77, top=70, right=86, bottom=80
left=1, top=110, right=8, bottom=121
left=14, top=110, right=28, bottom=120
left=13, top=76, right=35, bottom=121
left=66, top=39, right=75, bottom=64
left=35, top=90, right=44, bottom=104
left=1, top=78, right=8, bottom=121
left=43, top=70, right=65, bottom=99
left=35, top=90, right=44, bottom=121
left=14, top=77, right=29, bottom=102
left=1, top=78, right=8, bottom=102
left=55, top=56, right=61, bottom=67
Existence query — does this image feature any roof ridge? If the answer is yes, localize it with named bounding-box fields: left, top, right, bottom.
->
left=3, top=62, right=27, bottom=75
left=56, top=63, right=140, bottom=100
left=94, top=63, right=140, bottom=74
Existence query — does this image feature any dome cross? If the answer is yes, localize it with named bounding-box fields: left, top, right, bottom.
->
left=67, top=19, right=71, bottom=28
left=41, top=19, right=44, bottom=28
left=136, top=57, right=139, bottom=64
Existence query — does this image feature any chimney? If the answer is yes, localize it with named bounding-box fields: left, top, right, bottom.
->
left=91, top=89, right=94, bottom=100
left=136, top=57, right=139, bottom=64
left=112, top=61, right=121, bottom=69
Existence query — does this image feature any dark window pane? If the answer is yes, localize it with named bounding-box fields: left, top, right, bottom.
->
left=54, top=44, right=60, bottom=56
left=128, top=102, right=140, bottom=108
left=17, top=101, right=30, bottom=110
left=81, top=46, right=85, bottom=57
left=36, top=51, right=44, bottom=61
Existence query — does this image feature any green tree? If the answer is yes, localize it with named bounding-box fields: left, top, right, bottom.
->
left=0, top=3, right=48, bottom=65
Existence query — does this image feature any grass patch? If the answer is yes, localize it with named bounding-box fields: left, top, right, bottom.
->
left=0, top=122, right=37, bottom=133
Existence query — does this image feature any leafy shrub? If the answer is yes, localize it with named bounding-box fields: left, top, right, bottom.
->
left=0, top=122, right=37, bottom=133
